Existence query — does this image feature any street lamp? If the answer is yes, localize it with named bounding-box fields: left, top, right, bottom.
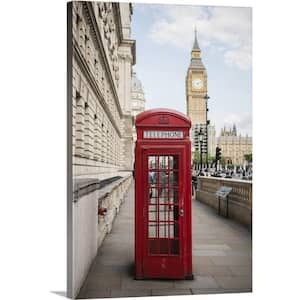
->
left=204, top=94, right=210, bottom=169
left=198, top=129, right=204, bottom=175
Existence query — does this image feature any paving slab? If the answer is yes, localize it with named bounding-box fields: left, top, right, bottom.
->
left=224, top=250, right=252, bottom=258
left=229, top=266, right=252, bottom=276
left=77, top=289, right=111, bottom=299
left=210, top=256, right=251, bottom=266
left=193, top=265, right=233, bottom=276
left=110, top=289, right=151, bottom=298
left=192, top=256, right=215, bottom=266
left=121, top=277, right=175, bottom=290
left=151, top=289, right=192, bottom=296
left=226, top=242, right=252, bottom=251
left=173, top=276, right=219, bottom=289
left=82, top=275, right=121, bottom=291
left=214, top=276, right=252, bottom=290
left=193, top=244, right=231, bottom=251
left=89, top=263, right=129, bottom=276
left=96, top=258, right=133, bottom=266
left=191, top=288, right=251, bottom=295
left=193, top=249, right=227, bottom=256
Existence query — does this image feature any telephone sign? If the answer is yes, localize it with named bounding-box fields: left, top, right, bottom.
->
left=143, top=131, right=184, bottom=139
left=134, top=108, right=193, bottom=280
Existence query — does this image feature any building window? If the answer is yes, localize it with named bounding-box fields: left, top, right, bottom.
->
left=76, top=14, right=81, bottom=27
left=84, top=34, right=89, bottom=46
left=75, top=90, right=85, bottom=157
left=83, top=102, right=89, bottom=158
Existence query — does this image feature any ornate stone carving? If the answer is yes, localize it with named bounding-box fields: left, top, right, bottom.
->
left=85, top=31, right=93, bottom=67
left=80, top=80, right=87, bottom=101
left=73, top=1, right=82, bottom=16
left=112, top=50, right=119, bottom=84
left=94, top=59, right=99, bottom=83
left=98, top=2, right=106, bottom=19
left=118, top=52, right=132, bottom=63
left=78, top=20, right=86, bottom=53
left=97, top=2, right=119, bottom=85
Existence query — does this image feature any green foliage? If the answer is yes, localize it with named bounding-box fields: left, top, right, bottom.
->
left=208, top=155, right=216, bottom=163
left=244, top=153, right=252, bottom=163
left=220, top=157, right=226, bottom=166
left=192, top=151, right=215, bottom=164
left=192, top=151, right=203, bottom=163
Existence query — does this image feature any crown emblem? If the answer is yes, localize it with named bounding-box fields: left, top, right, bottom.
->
left=158, top=116, right=169, bottom=124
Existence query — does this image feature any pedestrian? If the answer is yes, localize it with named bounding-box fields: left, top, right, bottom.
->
left=149, top=171, right=155, bottom=184
left=192, top=175, right=197, bottom=196
left=149, top=171, right=156, bottom=199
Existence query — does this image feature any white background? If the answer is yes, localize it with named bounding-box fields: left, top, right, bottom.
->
left=0, top=0, right=299, bottom=299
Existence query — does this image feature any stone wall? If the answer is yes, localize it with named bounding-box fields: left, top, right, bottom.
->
left=97, top=174, right=132, bottom=246
left=196, top=176, right=252, bottom=228
left=73, top=174, right=132, bottom=297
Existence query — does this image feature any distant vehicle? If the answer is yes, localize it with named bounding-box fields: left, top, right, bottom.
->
left=211, top=172, right=222, bottom=178
left=234, top=174, right=242, bottom=179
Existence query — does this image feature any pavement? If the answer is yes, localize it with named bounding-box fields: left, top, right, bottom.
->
left=77, top=183, right=252, bottom=298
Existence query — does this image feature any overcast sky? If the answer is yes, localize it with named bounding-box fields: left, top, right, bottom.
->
left=131, top=3, right=252, bottom=136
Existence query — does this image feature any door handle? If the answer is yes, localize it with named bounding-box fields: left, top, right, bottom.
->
left=179, top=208, right=184, bottom=217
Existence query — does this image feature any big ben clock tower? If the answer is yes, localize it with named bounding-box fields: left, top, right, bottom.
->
left=186, top=29, right=209, bottom=159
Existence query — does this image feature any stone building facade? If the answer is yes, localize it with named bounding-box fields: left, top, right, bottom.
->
left=131, top=71, right=146, bottom=140
left=72, top=1, right=135, bottom=175
left=207, top=124, right=216, bottom=157
left=217, top=125, right=252, bottom=166
left=131, top=71, right=146, bottom=118
left=69, top=2, right=135, bottom=297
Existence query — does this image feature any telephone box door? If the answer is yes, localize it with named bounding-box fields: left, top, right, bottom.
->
left=142, top=148, right=186, bottom=278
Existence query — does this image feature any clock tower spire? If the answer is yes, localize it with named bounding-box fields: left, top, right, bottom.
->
left=186, top=28, right=207, bottom=124
left=193, top=27, right=200, bottom=49
left=186, top=28, right=209, bottom=159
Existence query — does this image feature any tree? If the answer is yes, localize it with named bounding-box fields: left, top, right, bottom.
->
left=208, top=155, right=216, bottom=164
left=192, top=152, right=216, bottom=165
left=220, top=157, right=226, bottom=167
left=192, top=151, right=201, bottom=164
left=244, top=153, right=252, bottom=163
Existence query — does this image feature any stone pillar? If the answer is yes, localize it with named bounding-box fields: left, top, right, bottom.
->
left=122, top=114, right=134, bottom=170
left=118, top=50, right=133, bottom=114
left=118, top=44, right=134, bottom=170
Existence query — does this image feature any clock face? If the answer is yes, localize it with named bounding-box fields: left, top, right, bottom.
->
left=192, top=78, right=202, bottom=89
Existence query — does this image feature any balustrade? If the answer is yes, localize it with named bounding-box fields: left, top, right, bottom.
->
left=196, top=177, right=252, bottom=227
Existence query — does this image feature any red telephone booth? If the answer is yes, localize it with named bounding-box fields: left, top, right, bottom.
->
left=135, top=108, right=193, bottom=280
